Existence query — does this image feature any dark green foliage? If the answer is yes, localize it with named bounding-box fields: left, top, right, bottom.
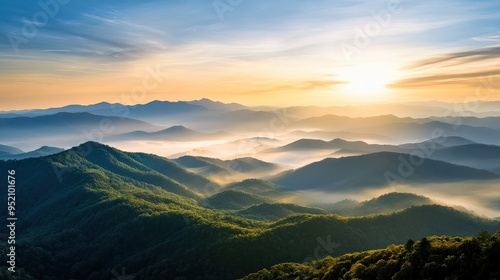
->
left=126, top=151, right=219, bottom=194
left=174, top=155, right=279, bottom=178
left=241, top=231, right=500, bottom=280
left=238, top=203, right=325, bottom=220
left=1, top=142, right=499, bottom=280
left=226, top=179, right=281, bottom=197
left=203, top=190, right=270, bottom=210
left=314, top=192, right=434, bottom=216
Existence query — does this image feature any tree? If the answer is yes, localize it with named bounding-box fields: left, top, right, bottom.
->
left=405, top=239, right=414, bottom=252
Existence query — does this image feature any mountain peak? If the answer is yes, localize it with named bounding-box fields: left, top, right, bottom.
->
left=163, top=125, right=194, bottom=133
left=73, top=141, right=111, bottom=152
left=189, top=98, right=247, bottom=111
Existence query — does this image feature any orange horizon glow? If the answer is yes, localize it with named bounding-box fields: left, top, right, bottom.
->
left=1, top=1, right=499, bottom=111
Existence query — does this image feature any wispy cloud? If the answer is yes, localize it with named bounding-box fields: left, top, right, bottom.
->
left=404, top=46, right=500, bottom=69
left=250, top=79, right=347, bottom=95
left=390, top=69, right=500, bottom=88
left=473, top=31, right=500, bottom=42
left=391, top=45, right=500, bottom=88
left=0, top=0, right=499, bottom=108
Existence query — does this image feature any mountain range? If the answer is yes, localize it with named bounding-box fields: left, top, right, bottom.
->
left=1, top=142, right=499, bottom=279
left=3, top=99, right=500, bottom=154
left=109, top=125, right=230, bottom=142
left=312, top=192, right=435, bottom=216
left=0, top=146, right=64, bottom=160
left=6, top=99, right=500, bottom=120
left=174, top=155, right=281, bottom=184
left=272, top=152, right=499, bottom=191
left=2, top=99, right=500, bottom=279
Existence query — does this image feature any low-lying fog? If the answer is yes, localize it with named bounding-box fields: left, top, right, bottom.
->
left=48, top=132, right=494, bottom=219
left=279, top=181, right=500, bottom=218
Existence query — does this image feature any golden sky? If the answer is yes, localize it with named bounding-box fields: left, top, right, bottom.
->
left=0, top=0, right=499, bottom=110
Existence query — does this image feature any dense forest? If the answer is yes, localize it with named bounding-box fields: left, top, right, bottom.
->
left=0, top=142, right=499, bottom=279
left=242, top=231, right=500, bottom=280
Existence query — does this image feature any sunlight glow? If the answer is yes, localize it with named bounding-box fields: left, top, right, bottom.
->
left=339, top=64, right=398, bottom=99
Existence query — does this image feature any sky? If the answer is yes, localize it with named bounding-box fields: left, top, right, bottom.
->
left=0, top=0, right=499, bottom=110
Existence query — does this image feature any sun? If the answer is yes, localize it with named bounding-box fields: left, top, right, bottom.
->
left=339, top=64, right=397, bottom=99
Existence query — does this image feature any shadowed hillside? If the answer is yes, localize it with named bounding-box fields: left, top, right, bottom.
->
left=273, top=152, right=499, bottom=191
left=1, top=142, right=498, bottom=279
left=313, top=192, right=435, bottom=215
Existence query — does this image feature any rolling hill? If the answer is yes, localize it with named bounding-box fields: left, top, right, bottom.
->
left=272, top=152, right=499, bottom=191
left=220, top=205, right=500, bottom=278
left=313, top=192, right=435, bottom=216
left=237, top=203, right=325, bottom=220
left=268, top=138, right=403, bottom=153
left=225, top=179, right=281, bottom=197
left=0, top=146, right=64, bottom=160
left=203, top=190, right=270, bottom=210
left=0, top=112, right=162, bottom=149
left=76, top=142, right=218, bottom=196
left=358, top=121, right=500, bottom=145
left=398, top=136, right=477, bottom=150
left=290, top=114, right=422, bottom=131
left=0, top=112, right=160, bottom=136
left=241, top=231, right=500, bottom=280
left=426, top=144, right=500, bottom=171
left=0, top=144, right=24, bottom=156
left=109, top=125, right=229, bottom=141
left=286, top=130, right=395, bottom=143
left=1, top=142, right=499, bottom=279
left=174, top=155, right=281, bottom=183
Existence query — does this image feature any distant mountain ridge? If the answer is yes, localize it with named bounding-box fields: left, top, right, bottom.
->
left=358, top=120, right=500, bottom=145
left=0, top=112, right=161, bottom=148
left=174, top=155, right=281, bottom=183
left=268, top=138, right=403, bottom=153
left=110, top=125, right=229, bottom=141
left=0, top=146, right=64, bottom=160
left=3, top=100, right=500, bottom=120
left=273, top=152, right=499, bottom=191
left=313, top=192, right=435, bottom=216
left=0, top=144, right=24, bottom=155
left=0, top=99, right=248, bottom=120
left=426, top=143, right=500, bottom=171
left=398, top=136, right=476, bottom=149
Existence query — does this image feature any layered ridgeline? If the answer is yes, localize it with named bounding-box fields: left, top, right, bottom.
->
left=174, top=156, right=281, bottom=184
left=0, top=144, right=24, bottom=156
left=272, top=152, right=499, bottom=191
left=0, top=146, right=64, bottom=161
left=312, top=193, right=435, bottom=216
left=0, top=142, right=499, bottom=279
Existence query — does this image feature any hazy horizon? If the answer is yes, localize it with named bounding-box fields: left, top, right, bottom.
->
left=1, top=1, right=499, bottom=110
left=2, top=1, right=500, bottom=279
